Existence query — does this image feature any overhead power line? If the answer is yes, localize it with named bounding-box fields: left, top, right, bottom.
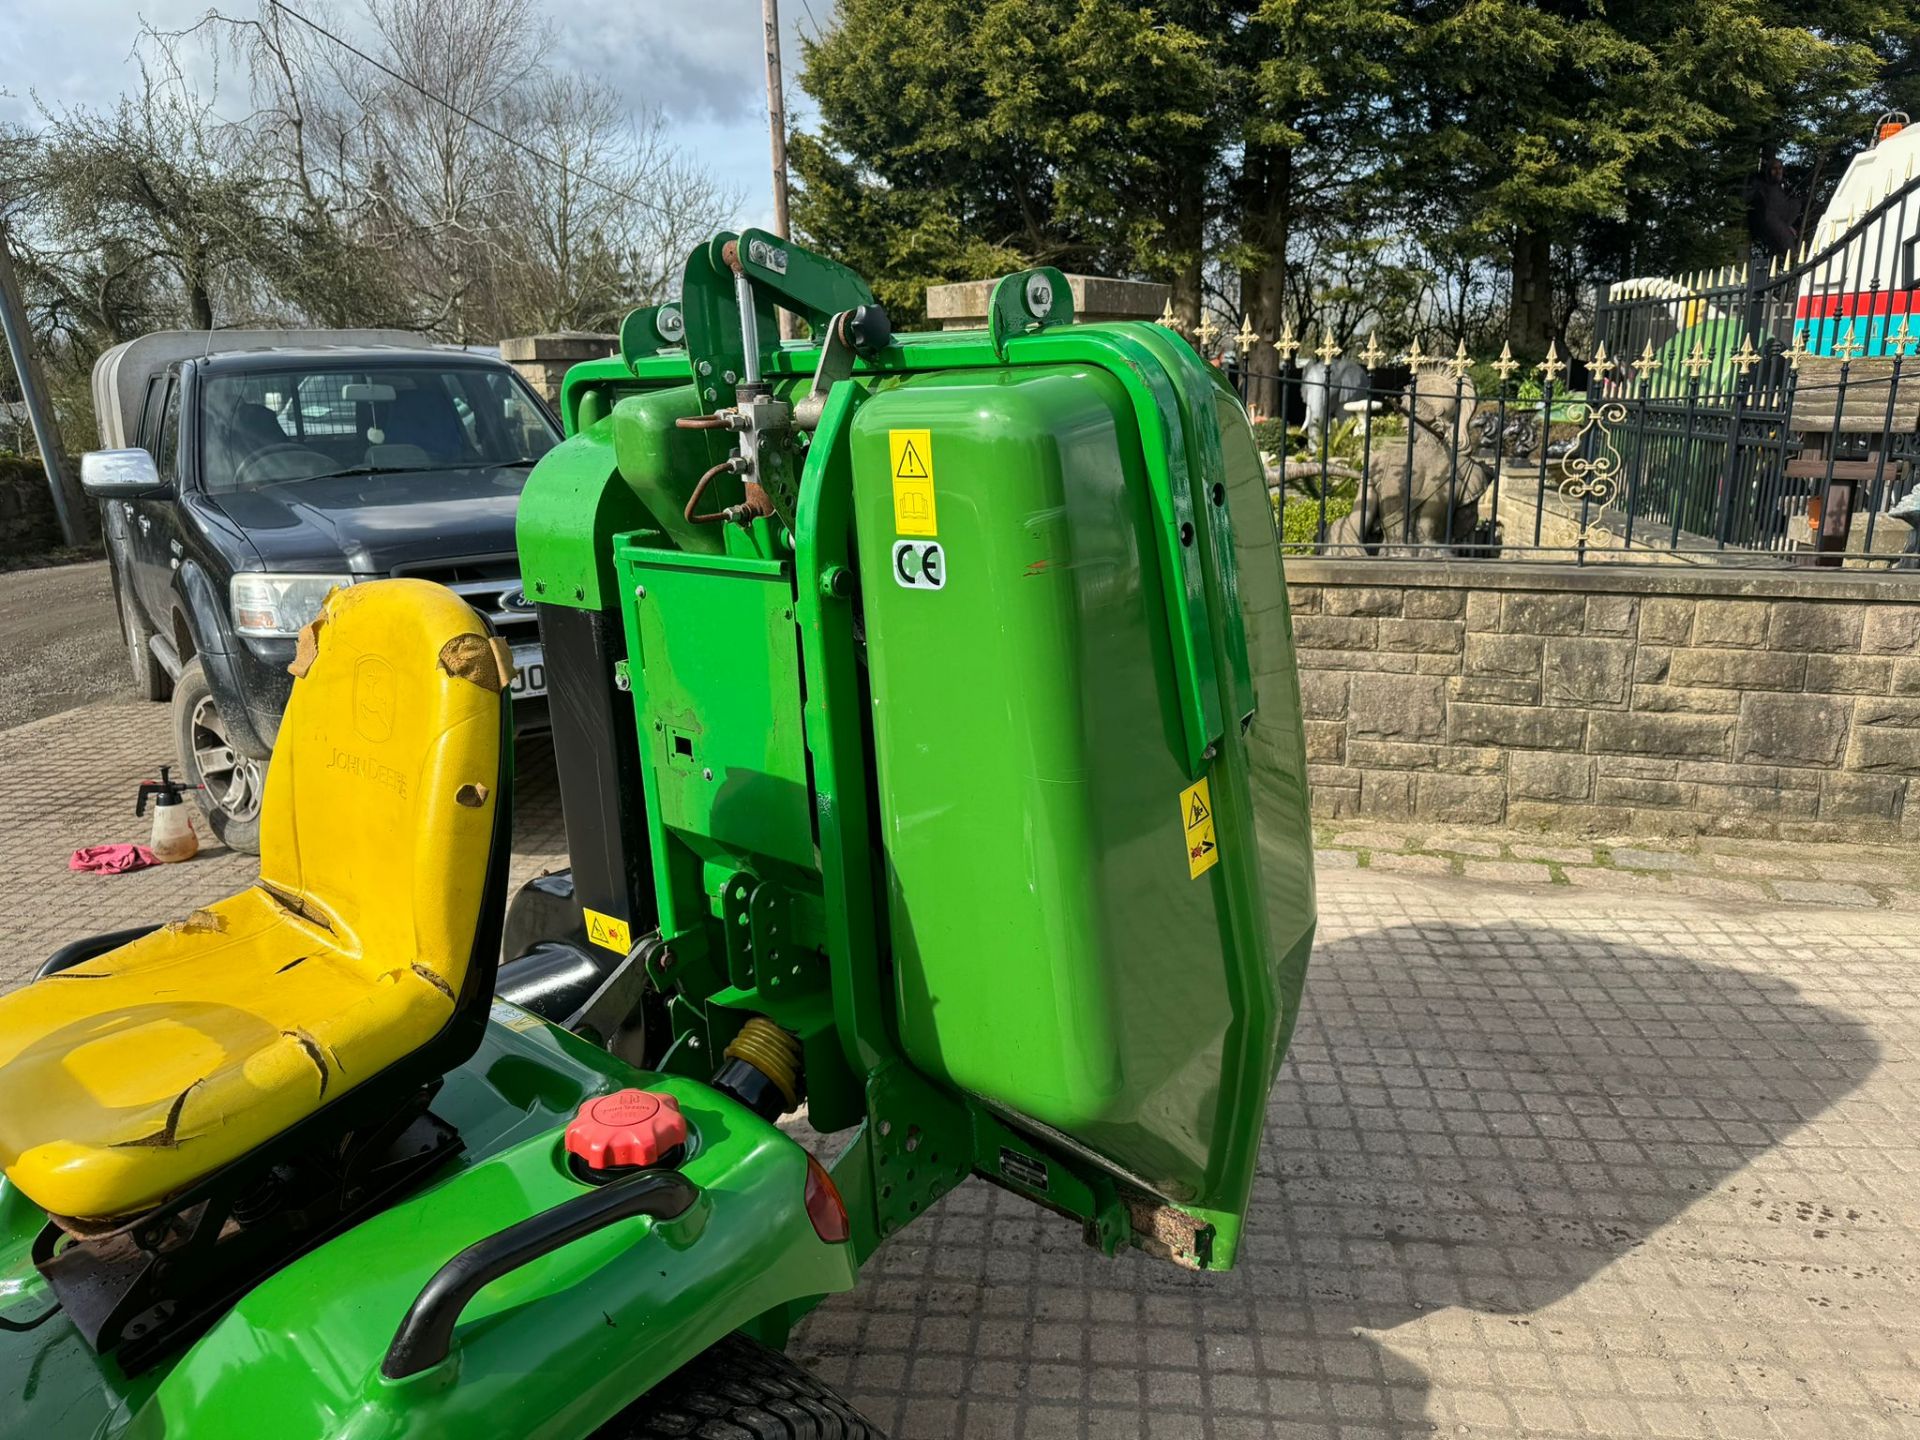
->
left=264, top=0, right=697, bottom=227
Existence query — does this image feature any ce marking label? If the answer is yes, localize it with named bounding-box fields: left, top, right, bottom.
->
left=892, top=539, right=947, bottom=590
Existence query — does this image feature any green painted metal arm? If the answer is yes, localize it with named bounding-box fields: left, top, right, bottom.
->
left=731, top=229, right=875, bottom=333
left=791, top=378, right=894, bottom=1079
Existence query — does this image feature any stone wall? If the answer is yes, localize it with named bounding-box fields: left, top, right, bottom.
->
left=0, top=457, right=61, bottom=557
left=1286, top=559, right=1920, bottom=841
left=500, top=332, right=616, bottom=404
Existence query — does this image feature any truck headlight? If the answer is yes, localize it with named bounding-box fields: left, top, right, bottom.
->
left=230, top=574, right=356, bottom=638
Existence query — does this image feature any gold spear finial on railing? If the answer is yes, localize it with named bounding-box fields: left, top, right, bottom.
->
left=1275, top=323, right=1301, bottom=362
left=1313, top=328, right=1342, bottom=366
left=1589, top=340, right=1613, bottom=379
left=1537, top=341, right=1566, bottom=386
left=1493, top=341, right=1520, bottom=383
left=1196, top=311, right=1221, bottom=351
left=1359, top=332, right=1386, bottom=370
left=1236, top=315, right=1260, bottom=354
left=1632, top=338, right=1661, bottom=383
left=1443, top=338, right=1471, bottom=380
left=1681, top=339, right=1710, bottom=380
left=1157, top=297, right=1182, bottom=333
left=1834, top=328, right=1866, bottom=362
left=1405, top=338, right=1429, bottom=371
left=1783, top=327, right=1811, bottom=370
left=1730, top=335, right=1762, bottom=375
left=1891, top=314, right=1916, bottom=357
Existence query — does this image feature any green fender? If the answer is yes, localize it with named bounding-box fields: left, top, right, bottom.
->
left=0, top=1008, right=854, bottom=1440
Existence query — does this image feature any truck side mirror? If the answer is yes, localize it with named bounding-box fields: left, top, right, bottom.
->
left=80, top=448, right=172, bottom=500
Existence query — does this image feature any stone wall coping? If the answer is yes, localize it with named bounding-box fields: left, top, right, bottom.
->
left=925, top=273, right=1171, bottom=324
left=499, top=332, right=617, bottom=362
left=1285, top=558, right=1920, bottom=605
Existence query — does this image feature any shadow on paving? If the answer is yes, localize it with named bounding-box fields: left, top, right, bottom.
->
left=791, top=921, right=1882, bottom=1438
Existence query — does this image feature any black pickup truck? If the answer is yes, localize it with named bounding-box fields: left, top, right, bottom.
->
left=81, top=334, right=561, bottom=852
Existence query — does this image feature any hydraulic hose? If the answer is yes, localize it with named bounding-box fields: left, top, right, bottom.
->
left=685, top=459, right=744, bottom=524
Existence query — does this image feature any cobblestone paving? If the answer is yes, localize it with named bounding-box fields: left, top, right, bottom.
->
left=1314, top=824, right=1920, bottom=912
left=6, top=700, right=1919, bottom=1439
left=791, top=874, right=1920, bottom=1439
left=0, top=699, right=567, bottom=988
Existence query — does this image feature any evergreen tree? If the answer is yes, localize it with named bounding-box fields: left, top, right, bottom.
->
left=795, top=0, right=1894, bottom=374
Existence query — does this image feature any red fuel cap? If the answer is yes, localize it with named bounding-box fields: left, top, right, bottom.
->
left=565, top=1089, right=688, bottom=1170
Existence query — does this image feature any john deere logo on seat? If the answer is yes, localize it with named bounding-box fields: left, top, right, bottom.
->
left=353, top=656, right=396, bottom=742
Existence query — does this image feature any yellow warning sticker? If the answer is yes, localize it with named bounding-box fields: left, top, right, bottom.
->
left=888, top=428, right=938, bottom=536
left=1180, top=777, right=1220, bottom=879
left=489, top=999, right=549, bottom=1033
left=584, top=907, right=633, bottom=955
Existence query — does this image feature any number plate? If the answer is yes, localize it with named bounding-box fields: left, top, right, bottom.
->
left=510, top=644, right=546, bottom=700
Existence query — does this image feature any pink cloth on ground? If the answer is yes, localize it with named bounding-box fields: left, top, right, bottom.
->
left=69, top=844, right=158, bottom=875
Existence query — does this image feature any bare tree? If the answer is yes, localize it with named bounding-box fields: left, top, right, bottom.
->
left=3, top=63, right=270, bottom=338
left=4, top=0, right=740, bottom=403
left=496, top=75, right=738, bottom=332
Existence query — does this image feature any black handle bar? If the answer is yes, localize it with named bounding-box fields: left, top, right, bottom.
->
left=381, top=1169, right=700, bottom=1380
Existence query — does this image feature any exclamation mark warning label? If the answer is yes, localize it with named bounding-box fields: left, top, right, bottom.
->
left=1180, top=777, right=1219, bottom=879
left=889, top=429, right=938, bottom=536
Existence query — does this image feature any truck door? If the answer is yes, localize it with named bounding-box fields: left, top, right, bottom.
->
left=129, top=372, right=183, bottom=625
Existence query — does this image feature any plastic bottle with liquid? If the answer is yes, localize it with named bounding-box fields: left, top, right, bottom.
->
left=136, top=766, right=200, bottom=863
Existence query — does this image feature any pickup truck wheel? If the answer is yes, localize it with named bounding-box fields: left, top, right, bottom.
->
left=173, top=660, right=264, bottom=855
left=596, top=1334, right=885, bottom=1440
left=110, top=554, right=172, bottom=703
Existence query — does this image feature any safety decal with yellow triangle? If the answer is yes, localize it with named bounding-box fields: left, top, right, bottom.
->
left=888, top=429, right=938, bottom=536
left=584, top=906, right=633, bottom=955
left=1179, top=776, right=1220, bottom=879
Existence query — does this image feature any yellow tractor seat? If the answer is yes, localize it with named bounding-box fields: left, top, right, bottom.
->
left=0, top=579, right=511, bottom=1221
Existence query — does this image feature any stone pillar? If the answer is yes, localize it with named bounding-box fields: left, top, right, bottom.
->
left=924, top=275, right=1171, bottom=330
left=500, top=333, right=617, bottom=404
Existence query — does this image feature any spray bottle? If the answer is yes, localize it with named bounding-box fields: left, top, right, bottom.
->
left=135, top=766, right=200, bottom=864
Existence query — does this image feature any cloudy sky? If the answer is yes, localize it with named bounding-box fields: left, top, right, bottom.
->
left=0, top=0, right=824, bottom=232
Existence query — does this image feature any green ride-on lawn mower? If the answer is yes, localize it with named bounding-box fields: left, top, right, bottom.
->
left=0, top=234, right=1315, bottom=1437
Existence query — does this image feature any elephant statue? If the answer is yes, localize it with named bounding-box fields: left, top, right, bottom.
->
left=1327, top=366, right=1493, bottom=556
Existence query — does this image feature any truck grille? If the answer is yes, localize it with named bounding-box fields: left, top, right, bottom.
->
left=389, top=555, right=539, bottom=638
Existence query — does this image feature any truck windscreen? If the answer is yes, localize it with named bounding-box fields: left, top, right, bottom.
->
left=199, top=364, right=559, bottom=492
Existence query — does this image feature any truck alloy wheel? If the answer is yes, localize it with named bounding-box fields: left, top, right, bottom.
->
left=173, top=659, right=265, bottom=854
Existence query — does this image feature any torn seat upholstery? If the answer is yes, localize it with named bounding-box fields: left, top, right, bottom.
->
left=0, top=579, right=509, bottom=1220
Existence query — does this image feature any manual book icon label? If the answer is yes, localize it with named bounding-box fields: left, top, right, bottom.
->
left=888, top=429, right=938, bottom=536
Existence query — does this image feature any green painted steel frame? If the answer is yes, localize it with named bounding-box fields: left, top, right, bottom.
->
left=572, top=276, right=1295, bottom=1267
left=518, top=237, right=1305, bottom=1270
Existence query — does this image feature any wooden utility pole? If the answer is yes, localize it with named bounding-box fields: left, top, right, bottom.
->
left=761, top=0, right=801, bottom=339
left=761, top=0, right=791, bottom=242
left=0, top=220, right=93, bottom=547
